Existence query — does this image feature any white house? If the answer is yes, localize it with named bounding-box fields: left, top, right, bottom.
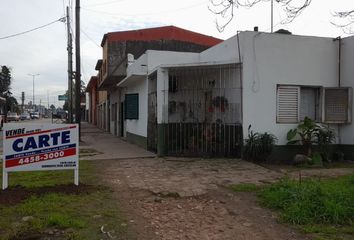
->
left=115, top=30, right=354, bottom=160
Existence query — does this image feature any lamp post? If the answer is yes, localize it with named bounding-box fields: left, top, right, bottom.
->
left=28, top=74, right=40, bottom=110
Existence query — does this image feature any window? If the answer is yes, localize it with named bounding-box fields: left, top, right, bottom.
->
left=277, top=85, right=300, bottom=123
left=300, top=87, right=320, bottom=122
left=323, top=88, right=352, bottom=124
left=277, top=85, right=352, bottom=124
left=277, top=85, right=321, bottom=123
left=168, top=75, right=178, bottom=93
left=125, top=94, right=139, bottom=120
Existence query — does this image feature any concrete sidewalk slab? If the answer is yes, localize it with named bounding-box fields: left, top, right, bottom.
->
left=80, top=122, right=155, bottom=160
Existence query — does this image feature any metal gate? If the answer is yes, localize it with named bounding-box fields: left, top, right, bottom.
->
left=165, top=64, right=243, bottom=157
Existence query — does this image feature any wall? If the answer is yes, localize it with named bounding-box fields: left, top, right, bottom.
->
left=102, top=41, right=108, bottom=82
left=200, top=35, right=240, bottom=63
left=146, top=50, right=199, bottom=72
left=240, top=31, right=339, bottom=145
left=340, top=35, right=354, bottom=145
left=89, top=85, right=97, bottom=125
left=97, top=90, right=108, bottom=130
left=125, top=77, right=148, bottom=138
left=109, top=88, right=120, bottom=135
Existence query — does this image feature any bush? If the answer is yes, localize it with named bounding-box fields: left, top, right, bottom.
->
left=287, top=117, right=335, bottom=163
left=243, top=125, right=277, bottom=161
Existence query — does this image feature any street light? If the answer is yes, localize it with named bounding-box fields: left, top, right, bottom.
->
left=28, top=73, right=40, bottom=110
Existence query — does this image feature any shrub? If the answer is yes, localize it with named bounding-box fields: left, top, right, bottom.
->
left=287, top=117, right=335, bottom=163
left=243, top=125, right=277, bottom=161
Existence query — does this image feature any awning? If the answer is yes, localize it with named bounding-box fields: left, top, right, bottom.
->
left=117, top=74, right=146, bottom=87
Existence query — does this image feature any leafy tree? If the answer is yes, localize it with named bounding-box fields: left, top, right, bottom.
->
left=5, top=96, right=19, bottom=113
left=209, top=0, right=353, bottom=33
left=0, top=65, right=18, bottom=112
left=0, top=66, right=12, bottom=97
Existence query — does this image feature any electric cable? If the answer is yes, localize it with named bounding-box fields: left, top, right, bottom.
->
left=81, top=29, right=101, bottom=48
left=81, top=1, right=207, bottom=17
left=0, top=17, right=66, bottom=40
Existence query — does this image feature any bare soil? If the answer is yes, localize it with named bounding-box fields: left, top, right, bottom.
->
left=0, top=184, right=94, bottom=205
left=95, top=159, right=312, bottom=240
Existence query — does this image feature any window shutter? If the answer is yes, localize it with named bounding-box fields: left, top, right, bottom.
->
left=277, top=85, right=300, bottom=123
left=324, top=88, right=351, bottom=123
left=125, top=94, right=139, bottom=120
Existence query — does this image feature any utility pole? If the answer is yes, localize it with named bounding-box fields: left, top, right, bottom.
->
left=21, top=92, right=25, bottom=113
left=47, top=90, right=49, bottom=109
left=75, top=0, right=81, bottom=135
left=66, top=6, right=74, bottom=123
left=28, top=73, right=40, bottom=110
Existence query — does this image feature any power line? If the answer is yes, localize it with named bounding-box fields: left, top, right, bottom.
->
left=83, top=0, right=127, bottom=7
left=81, top=1, right=207, bottom=17
left=81, top=28, right=101, bottom=48
left=0, top=17, right=66, bottom=40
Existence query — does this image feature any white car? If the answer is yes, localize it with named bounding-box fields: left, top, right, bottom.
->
left=7, top=112, right=20, bottom=122
left=20, top=112, right=31, bottom=120
left=31, top=112, right=40, bottom=119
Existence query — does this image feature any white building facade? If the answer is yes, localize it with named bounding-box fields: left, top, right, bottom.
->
left=113, top=31, right=354, bottom=160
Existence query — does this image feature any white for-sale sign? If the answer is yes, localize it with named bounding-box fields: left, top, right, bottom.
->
left=2, top=123, right=79, bottom=189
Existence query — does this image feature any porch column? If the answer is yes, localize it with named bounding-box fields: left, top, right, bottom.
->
left=156, top=68, right=168, bottom=156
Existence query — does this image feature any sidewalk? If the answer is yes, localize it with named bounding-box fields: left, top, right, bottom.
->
left=80, top=122, right=155, bottom=160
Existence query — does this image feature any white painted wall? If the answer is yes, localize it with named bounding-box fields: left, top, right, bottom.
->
left=146, top=50, right=199, bottom=72
left=240, top=31, right=340, bottom=145
left=340, top=35, right=354, bottom=145
left=122, top=32, right=353, bottom=146
left=200, top=35, right=239, bottom=63
left=125, top=77, right=148, bottom=137
left=156, top=68, right=169, bottom=124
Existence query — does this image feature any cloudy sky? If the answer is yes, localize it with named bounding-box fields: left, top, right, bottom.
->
left=0, top=0, right=353, bottom=107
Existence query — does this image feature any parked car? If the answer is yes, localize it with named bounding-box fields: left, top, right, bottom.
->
left=20, top=112, right=31, bottom=120
left=31, top=112, right=40, bottom=119
left=7, top=112, right=19, bottom=122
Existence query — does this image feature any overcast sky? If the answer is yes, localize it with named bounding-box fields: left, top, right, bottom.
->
left=0, top=0, right=353, bottom=107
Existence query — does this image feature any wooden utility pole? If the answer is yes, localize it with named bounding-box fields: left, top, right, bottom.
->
left=66, top=6, right=73, bottom=123
left=75, top=0, right=81, bottom=134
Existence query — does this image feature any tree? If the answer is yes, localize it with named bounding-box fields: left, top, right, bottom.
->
left=209, top=0, right=353, bottom=33
left=0, top=66, right=18, bottom=112
left=0, top=66, right=12, bottom=97
left=5, top=96, right=19, bottom=113
left=332, top=10, right=354, bottom=34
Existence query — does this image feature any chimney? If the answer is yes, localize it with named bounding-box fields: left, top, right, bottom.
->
left=254, top=26, right=259, bottom=32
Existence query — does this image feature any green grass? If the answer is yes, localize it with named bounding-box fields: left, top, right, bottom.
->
left=229, top=183, right=261, bottom=192
left=0, top=161, right=128, bottom=240
left=259, top=175, right=354, bottom=240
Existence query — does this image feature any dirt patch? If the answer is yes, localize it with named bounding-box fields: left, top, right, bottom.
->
left=95, top=159, right=312, bottom=240
left=0, top=184, right=95, bottom=206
